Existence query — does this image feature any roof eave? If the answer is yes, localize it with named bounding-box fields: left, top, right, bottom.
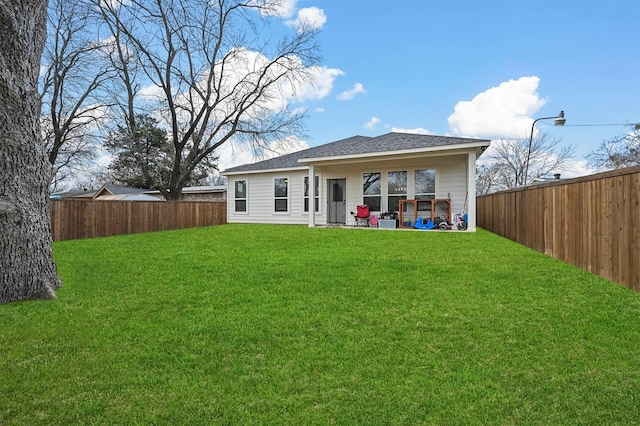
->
left=298, top=141, right=491, bottom=165
left=221, top=165, right=309, bottom=176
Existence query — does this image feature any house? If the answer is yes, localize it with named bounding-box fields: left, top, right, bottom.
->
left=50, top=188, right=97, bottom=200
left=54, top=184, right=227, bottom=202
left=92, top=185, right=162, bottom=201
left=221, top=132, right=491, bottom=230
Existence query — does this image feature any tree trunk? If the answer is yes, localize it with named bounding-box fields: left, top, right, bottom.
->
left=0, top=0, right=62, bottom=303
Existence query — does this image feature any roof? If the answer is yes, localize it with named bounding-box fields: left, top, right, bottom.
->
left=51, top=189, right=97, bottom=198
left=95, top=194, right=163, bottom=201
left=99, top=185, right=150, bottom=195
left=221, top=132, right=491, bottom=174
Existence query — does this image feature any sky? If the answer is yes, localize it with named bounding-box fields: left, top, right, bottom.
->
left=217, top=0, right=640, bottom=178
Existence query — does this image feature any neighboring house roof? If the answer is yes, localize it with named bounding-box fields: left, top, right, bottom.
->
left=95, top=194, right=163, bottom=201
left=52, top=185, right=162, bottom=200
left=96, top=185, right=149, bottom=196
left=50, top=189, right=97, bottom=199
left=532, top=173, right=564, bottom=184
left=222, top=132, right=491, bottom=174
left=93, top=185, right=152, bottom=200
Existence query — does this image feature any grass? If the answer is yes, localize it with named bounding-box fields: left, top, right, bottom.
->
left=1, top=224, right=639, bottom=425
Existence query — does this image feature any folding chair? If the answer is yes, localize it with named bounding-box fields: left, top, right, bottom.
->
left=351, top=205, right=370, bottom=227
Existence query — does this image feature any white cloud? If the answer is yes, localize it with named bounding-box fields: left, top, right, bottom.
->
left=448, top=76, right=547, bottom=139
left=292, top=66, right=344, bottom=102
left=364, top=117, right=381, bottom=130
left=138, top=84, right=166, bottom=101
left=337, top=82, right=365, bottom=101
left=557, top=158, right=595, bottom=178
left=254, top=0, right=298, bottom=18
left=277, top=0, right=298, bottom=17
left=391, top=127, right=433, bottom=135
left=216, top=136, right=309, bottom=171
left=286, top=7, right=327, bottom=32
left=166, top=48, right=342, bottom=129
left=315, top=107, right=325, bottom=113
left=95, top=151, right=113, bottom=168
left=215, top=140, right=260, bottom=172
left=98, top=0, right=130, bottom=11
left=259, top=136, right=309, bottom=160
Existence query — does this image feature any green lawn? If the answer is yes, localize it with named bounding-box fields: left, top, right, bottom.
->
left=2, top=224, right=639, bottom=425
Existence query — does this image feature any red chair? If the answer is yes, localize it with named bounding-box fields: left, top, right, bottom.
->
left=351, top=205, right=370, bottom=227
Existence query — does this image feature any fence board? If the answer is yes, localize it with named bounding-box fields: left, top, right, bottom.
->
left=51, top=200, right=227, bottom=242
left=477, top=166, right=640, bottom=292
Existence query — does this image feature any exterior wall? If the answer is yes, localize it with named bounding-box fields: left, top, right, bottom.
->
left=227, top=153, right=473, bottom=227
left=340, top=155, right=469, bottom=225
left=227, top=170, right=327, bottom=225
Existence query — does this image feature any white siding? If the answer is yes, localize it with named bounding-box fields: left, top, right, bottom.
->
left=227, top=171, right=327, bottom=225
left=435, top=157, right=468, bottom=215
left=227, top=151, right=476, bottom=226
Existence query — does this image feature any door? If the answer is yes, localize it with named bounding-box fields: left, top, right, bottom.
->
left=327, top=178, right=346, bottom=224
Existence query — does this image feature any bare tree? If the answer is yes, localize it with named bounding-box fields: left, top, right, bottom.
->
left=586, top=127, right=640, bottom=171
left=476, top=164, right=505, bottom=195
left=40, top=0, right=114, bottom=192
left=481, top=132, right=574, bottom=191
left=95, top=0, right=321, bottom=200
left=0, top=0, right=62, bottom=302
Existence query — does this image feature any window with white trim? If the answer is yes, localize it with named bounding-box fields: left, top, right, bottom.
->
left=387, top=170, right=407, bottom=212
left=363, top=172, right=381, bottom=211
left=304, top=176, right=319, bottom=212
left=274, top=178, right=288, bottom=212
left=234, top=180, right=247, bottom=212
left=414, top=169, right=435, bottom=199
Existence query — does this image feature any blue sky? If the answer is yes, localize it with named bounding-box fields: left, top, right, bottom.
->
left=221, top=0, right=639, bottom=176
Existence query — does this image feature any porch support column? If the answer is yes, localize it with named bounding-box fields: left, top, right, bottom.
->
left=467, top=151, right=477, bottom=231
left=308, top=165, right=315, bottom=227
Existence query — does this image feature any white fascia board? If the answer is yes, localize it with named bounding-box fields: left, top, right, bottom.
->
left=298, top=142, right=489, bottom=165
left=221, top=166, right=308, bottom=176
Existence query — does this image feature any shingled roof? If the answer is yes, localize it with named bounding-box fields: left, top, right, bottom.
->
left=222, top=132, right=490, bottom=174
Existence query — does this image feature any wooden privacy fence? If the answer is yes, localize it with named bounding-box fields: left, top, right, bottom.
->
left=477, top=166, right=640, bottom=292
left=51, top=199, right=227, bottom=242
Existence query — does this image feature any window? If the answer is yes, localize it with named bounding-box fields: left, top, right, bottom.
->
left=415, top=169, right=435, bottom=199
left=304, top=176, right=319, bottom=212
left=234, top=180, right=247, bottom=212
left=387, top=171, right=407, bottom=212
left=274, top=178, right=288, bottom=212
left=362, top=172, right=381, bottom=211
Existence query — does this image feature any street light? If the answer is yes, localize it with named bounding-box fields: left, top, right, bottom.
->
left=523, top=110, right=566, bottom=186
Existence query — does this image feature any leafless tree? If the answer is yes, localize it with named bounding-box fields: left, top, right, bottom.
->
left=586, top=127, right=640, bottom=171
left=480, top=132, right=575, bottom=192
left=476, top=164, right=505, bottom=195
left=95, top=0, right=321, bottom=200
left=0, top=0, right=62, bottom=302
left=40, top=0, right=115, bottom=192
left=205, top=174, right=228, bottom=187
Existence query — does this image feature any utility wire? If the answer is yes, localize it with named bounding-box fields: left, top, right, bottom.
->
left=538, top=121, right=640, bottom=128
left=564, top=123, right=638, bottom=127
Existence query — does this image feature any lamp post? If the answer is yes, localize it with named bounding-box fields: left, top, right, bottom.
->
left=523, top=110, right=566, bottom=186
